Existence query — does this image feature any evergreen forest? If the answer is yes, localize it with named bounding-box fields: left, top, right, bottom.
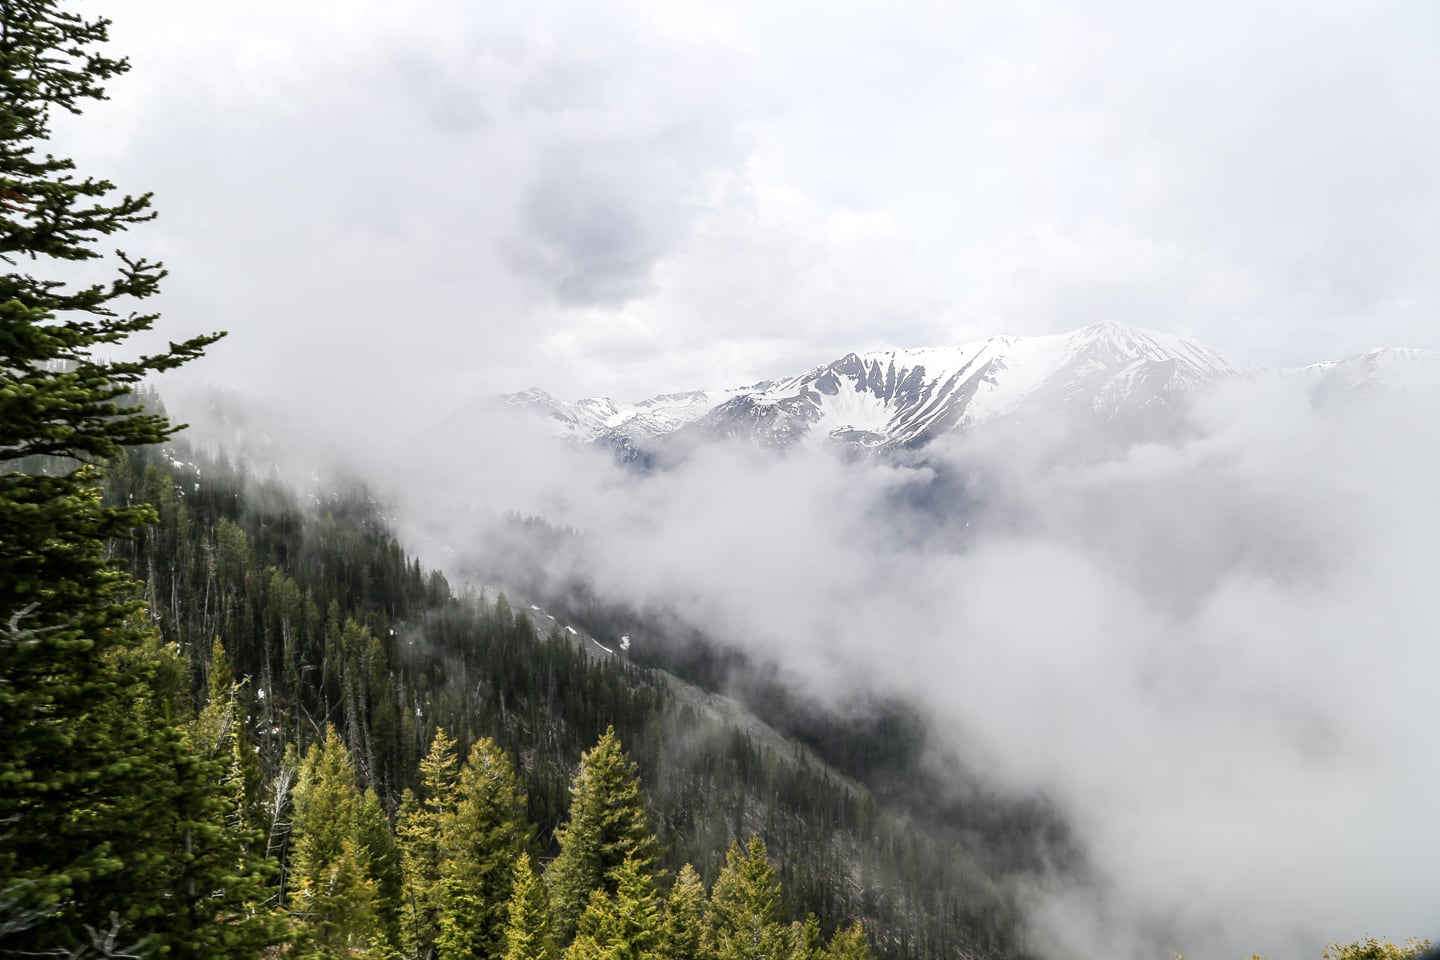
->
left=0, top=3, right=1430, bottom=959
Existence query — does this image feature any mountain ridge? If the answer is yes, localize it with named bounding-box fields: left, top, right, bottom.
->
left=484, top=321, right=1439, bottom=455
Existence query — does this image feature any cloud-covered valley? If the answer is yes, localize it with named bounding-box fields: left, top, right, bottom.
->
left=301, top=367, right=1440, bottom=960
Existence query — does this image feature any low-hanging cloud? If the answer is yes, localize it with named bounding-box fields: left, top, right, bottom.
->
left=300, top=368, right=1440, bottom=960
left=92, top=0, right=1440, bottom=952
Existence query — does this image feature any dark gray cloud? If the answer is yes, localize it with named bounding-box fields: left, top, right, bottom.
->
left=512, top=137, right=705, bottom=306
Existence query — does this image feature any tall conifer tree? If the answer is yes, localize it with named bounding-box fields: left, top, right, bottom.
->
left=824, top=922, right=873, bottom=960
left=355, top=788, right=404, bottom=948
left=705, top=837, right=787, bottom=960
left=545, top=727, right=660, bottom=943
left=397, top=727, right=460, bottom=959
left=290, top=729, right=385, bottom=957
left=660, top=864, right=707, bottom=960
left=435, top=738, right=530, bottom=960
left=503, top=853, right=557, bottom=960
left=0, top=0, right=252, bottom=953
left=563, top=856, right=662, bottom=960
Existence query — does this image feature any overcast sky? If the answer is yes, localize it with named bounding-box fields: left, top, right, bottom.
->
left=56, top=5, right=1440, bottom=954
left=72, top=0, right=1440, bottom=420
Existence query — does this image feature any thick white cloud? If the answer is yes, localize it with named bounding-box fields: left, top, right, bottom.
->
left=61, top=6, right=1440, bottom=950
left=376, top=375, right=1440, bottom=960
left=56, top=0, right=1439, bottom=426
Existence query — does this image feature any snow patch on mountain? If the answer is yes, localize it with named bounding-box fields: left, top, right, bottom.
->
left=481, top=322, right=1435, bottom=455
left=501, top=385, right=760, bottom=443
left=1301, top=346, right=1439, bottom=398
left=679, top=321, right=1235, bottom=450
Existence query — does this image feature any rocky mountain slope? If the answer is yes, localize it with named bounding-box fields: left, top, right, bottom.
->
left=481, top=321, right=1436, bottom=457
left=496, top=321, right=1237, bottom=455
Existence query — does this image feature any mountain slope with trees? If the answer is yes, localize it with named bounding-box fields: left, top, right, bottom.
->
left=4, top=3, right=1426, bottom=959
left=94, top=430, right=1030, bottom=959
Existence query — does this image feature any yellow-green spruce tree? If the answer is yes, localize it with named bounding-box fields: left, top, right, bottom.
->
left=397, top=726, right=460, bottom=958
left=705, top=836, right=787, bottom=960
left=564, top=856, right=662, bottom=960
left=545, top=727, right=661, bottom=943
left=435, top=737, right=530, bottom=960
left=504, top=852, right=558, bottom=960
left=660, top=863, right=707, bottom=960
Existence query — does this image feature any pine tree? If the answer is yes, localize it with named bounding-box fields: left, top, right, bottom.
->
left=787, top=916, right=823, bottom=960
left=152, top=643, right=284, bottom=960
left=660, top=864, right=707, bottom=960
left=198, top=636, right=264, bottom=835
left=563, top=855, right=663, bottom=960
left=290, top=729, right=385, bottom=957
left=0, top=1, right=234, bottom=948
left=545, top=727, right=661, bottom=943
left=504, top=853, right=558, bottom=960
left=356, top=787, right=404, bottom=949
left=301, top=839, right=384, bottom=960
left=706, top=837, right=787, bottom=960
left=291, top=729, right=362, bottom=893
left=435, top=737, right=530, bottom=960
left=397, top=727, right=459, bottom=959
left=824, top=921, right=872, bottom=960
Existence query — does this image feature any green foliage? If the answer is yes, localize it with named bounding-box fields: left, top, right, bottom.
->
left=1322, top=938, right=1432, bottom=960
left=298, top=838, right=385, bottom=960
left=545, top=726, right=662, bottom=943
left=290, top=729, right=388, bottom=957
left=292, top=729, right=362, bottom=896
left=197, top=636, right=265, bottom=835
left=0, top=1, right=286, bottom=954
left=505, top=852, right=558, bottom=960
left=564, top=856, right=662, bottom=960
left=661, top=864, right=708, bottom=960
left=787, top=916, right=824, bottom=960
left=825, top=922, right=873, bottom=960
left=397, top=727, right=460, bottom=959
left=356, top=788, right=405, bottom=947
left=706, top=836, right=788, bottom=960
left=435, top=738, right=530, bottom=960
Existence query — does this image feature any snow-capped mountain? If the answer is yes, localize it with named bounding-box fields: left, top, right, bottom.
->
left=1301, top=347, right=1439, bottom=400
left=498, top=321, right=1237, bottom=454
left=500, top=385, right=762, bottom=444
left=485, top=322, right=1439, bottom=457
left=684, top=320, right=1234, bottom=450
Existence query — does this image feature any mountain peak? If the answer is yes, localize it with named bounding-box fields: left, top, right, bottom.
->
left=476, top=324, right=1425, bottom=456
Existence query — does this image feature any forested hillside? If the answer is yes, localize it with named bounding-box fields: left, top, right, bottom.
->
left=465, top=516, right=1076, bottom=879
left=0, top=2, right=1030, bottom=952
left=5, top=2, right=1437, bottom=958
left=87, top=433, right=1034, bottom=959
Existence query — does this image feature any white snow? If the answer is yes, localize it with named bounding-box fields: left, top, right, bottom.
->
left=504, top=321, right=1243, bottom=449
left=506, top=384, right=756, bottom=443
left=619, top=635, right=631, bottom=651
left=808, top=381, right=896, bottom=442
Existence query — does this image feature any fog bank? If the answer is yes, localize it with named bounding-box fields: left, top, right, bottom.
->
left=173, top=372, right=1440, bottom=958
